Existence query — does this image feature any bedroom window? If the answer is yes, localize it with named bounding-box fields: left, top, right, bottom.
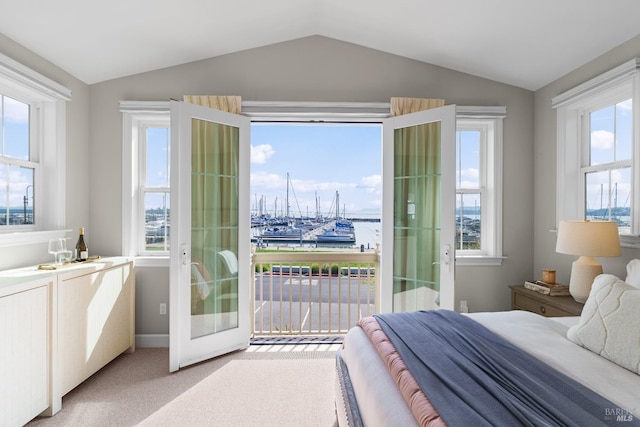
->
left=454, top=110, right=505, bottom=266
left=142, top=126, right=171, bottom=254
left=121, top=102, right=171, bottom=265
left=0, top=95, right=33, bottom=227
left=0, top=52, right=70, bottom=245
left=553, top=58, right=640, bottom=247
left=122, top=102, right=505, bottom=266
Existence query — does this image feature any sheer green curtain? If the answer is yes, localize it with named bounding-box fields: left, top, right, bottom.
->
left=190, top=117, right=240, bottom=338
left=391, top=97, right=444, bottom=312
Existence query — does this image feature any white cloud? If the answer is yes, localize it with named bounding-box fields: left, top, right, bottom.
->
left=361, top=174, right=381, bottom=188
left=250, top=171, right=284, bottom=189
left=457, top=168, right=479, bottom=188
left=461, top=168, right=479, bottom=180
left=3, top=97, right=29, bottom=123
left=618, top=99, right=632, bottom=112
left=251, top=144, right=275, bottom=164
left=591, top=130, right=614, bottom=150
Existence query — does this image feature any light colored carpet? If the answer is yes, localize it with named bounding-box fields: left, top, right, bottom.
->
left=28, top=344, right=340, bottom=427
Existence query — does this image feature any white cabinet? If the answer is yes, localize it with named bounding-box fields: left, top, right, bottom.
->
left=0, top=281, right=51, bottom=427
left=0, top=257, right=135, bottom=424
left=55, top=260, right=135, bottom=400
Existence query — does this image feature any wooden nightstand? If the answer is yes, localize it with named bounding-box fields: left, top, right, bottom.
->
left=510, top=285, right=584, bottom=317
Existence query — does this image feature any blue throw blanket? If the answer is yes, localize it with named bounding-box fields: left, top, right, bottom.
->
left=374, top=310, right=638, bottom=427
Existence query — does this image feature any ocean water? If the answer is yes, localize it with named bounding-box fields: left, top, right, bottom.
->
left=352, top=221, right=381, bottom=250
left=252, top=219, right=381, bottom=250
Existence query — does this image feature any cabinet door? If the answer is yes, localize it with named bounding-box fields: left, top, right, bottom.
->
left=0, top=284, right=49, bottom=426
left=58, top=263, right=134, bottom=395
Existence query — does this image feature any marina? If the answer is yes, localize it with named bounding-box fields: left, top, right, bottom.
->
left=251, top=218, right=379, bottom=248
left=251, top=182, right=380, bottom=248
left=252, top=180, right=371, bottom=247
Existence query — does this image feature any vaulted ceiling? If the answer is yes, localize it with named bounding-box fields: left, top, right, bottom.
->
left=2, top=0, right=640, bottom=90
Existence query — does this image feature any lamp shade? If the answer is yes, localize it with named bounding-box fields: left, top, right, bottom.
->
left=555, top=220, right=621, bottom=257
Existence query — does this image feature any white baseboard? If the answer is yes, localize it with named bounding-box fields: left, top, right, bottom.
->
left=136, top=334, right=169, bottom=348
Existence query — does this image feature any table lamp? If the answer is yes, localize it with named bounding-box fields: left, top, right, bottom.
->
left=555, top=220, right=621, bottom=303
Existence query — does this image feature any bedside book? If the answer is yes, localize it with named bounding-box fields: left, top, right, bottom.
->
left=523, top=280, right=570, bottom=296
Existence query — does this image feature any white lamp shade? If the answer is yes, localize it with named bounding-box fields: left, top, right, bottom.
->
left=555, top=220, right=621, bottom=257
left=556, top=220, right=621, bottom=302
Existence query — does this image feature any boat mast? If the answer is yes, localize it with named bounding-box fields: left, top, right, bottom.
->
left=286, top=172, right=290, bottom=219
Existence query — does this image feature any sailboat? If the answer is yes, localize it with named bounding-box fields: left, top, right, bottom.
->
left=259, top=172, right=304, bottom=240
left=316, top=191, right=356, bottom=243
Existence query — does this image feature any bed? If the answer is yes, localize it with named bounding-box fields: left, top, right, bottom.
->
left=335, top=273, right=640, bottom=426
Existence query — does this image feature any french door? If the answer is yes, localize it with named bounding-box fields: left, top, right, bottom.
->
left=381, top=105, right=456, bottom=313
left=169, top=100, right=251, bottom=372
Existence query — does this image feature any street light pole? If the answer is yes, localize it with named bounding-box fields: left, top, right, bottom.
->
left=23, top=185, right=32, bottom=224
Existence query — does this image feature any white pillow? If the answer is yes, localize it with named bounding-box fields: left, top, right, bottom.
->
left=625, top=259, right=640, bottom=288
left=567, top=274, right=640, bottom=374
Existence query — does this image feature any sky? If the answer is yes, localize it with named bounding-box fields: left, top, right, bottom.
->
left=250, top=123, right=382, bottom=218
left=584, top=99, right=632, bottom=215
left=1, top=95, right=32, bottom=209
left=3, top=95, right=629, bottom=221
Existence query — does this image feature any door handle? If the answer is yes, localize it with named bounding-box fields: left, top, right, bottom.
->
left=181, top=243, right=189, bottom=266
left=440, top=244, right=451, bottom=272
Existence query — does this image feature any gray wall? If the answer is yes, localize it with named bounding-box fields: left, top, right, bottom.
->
left=89, top=36, right=535, bottom=334
left=0, top=33, right=90, bottom=270
left=533, top=33, right=640, bottom=285
left=0, top=34, right=535, bottom=337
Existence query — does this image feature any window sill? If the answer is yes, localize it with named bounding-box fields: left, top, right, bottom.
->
left=455, top=255, right=505, bottom=266
left=0, top=229, right=70, bottom=247
left=134, top=256, right=170, bottom=268
left=620, top=235, right=640, bottom=249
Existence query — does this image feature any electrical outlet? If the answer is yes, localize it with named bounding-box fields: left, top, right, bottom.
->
left=160, top=303, right=167, bottom=315
left=459, top=300, right=469, bottom=313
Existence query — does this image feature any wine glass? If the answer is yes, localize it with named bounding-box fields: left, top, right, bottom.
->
left=48, top=238, right=65, bottom=265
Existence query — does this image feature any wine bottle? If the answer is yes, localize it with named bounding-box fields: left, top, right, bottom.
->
left=75, top=227, right=88, bottom=262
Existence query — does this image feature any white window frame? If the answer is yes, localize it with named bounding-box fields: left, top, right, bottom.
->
left=121, top=101, right=504, bottom=265
left=121, top=101, right=171, bottom=267
left=553, top=58, right=640, bottom=248
left=454, top=107, right=505, bottom=266
left=0, top=52, right=71, bottom=246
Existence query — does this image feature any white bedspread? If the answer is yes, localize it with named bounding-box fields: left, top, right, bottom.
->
left=470, top=310, right=640, bottom=414
left=340, top=310, right=640, bottom=426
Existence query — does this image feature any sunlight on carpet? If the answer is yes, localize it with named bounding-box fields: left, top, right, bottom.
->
left=138, top=358, right=337, bottom=426
left=27, top=346, right=339, bottom=427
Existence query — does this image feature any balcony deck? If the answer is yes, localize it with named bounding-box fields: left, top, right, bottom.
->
left=251, top=247, right=380, bottom=336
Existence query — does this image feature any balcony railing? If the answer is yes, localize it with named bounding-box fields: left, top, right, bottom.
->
left=251, top=247, right=380, bottom=335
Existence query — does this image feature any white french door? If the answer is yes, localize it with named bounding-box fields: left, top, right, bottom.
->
left=380, top=105, right=456, bottom=313
left=169, top=100, right=251, bottom=372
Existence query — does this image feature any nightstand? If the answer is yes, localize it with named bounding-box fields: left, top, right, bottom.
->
left=509, top=285, right=584, bottom=317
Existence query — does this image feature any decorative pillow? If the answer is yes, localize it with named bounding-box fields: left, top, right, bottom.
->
left=625, top=259, right=640, bottom=288
left=567, top=274, right=640, bottom=374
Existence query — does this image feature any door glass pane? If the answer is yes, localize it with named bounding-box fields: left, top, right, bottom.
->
left=190, top=118, right=239, bottom=339
left=393, top=122, right=441, bottom=312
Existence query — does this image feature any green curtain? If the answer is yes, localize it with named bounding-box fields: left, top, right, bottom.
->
left=190, top=118, right=240, bottom=337
left=393, top=122, right=441, bottom=312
